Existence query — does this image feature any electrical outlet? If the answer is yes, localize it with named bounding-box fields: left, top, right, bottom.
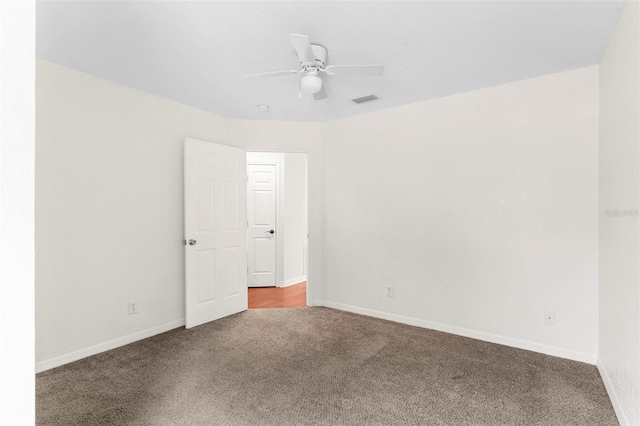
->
left=386, top=285, right=394, bottom=297
left=544, top=309, right=555, bottom=325
left=129, top=301, right=139, bottom=315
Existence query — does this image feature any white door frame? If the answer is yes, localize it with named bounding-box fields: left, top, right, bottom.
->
left=185, top=144, right=315, bottom=309
left=247, top=152, right=285, bottom=287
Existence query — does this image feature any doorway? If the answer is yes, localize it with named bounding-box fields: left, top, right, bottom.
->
left=246, top=152, right=308, bottom=308
left=248, top=283, right=307, bottom=308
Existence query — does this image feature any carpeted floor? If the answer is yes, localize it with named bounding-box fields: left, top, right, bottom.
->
left=37, top=307, right=617, bottom=426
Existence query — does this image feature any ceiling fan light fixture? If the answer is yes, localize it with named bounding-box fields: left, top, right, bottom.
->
left=243, top=34, right=383, bottom=102
left=300, top=73, right=323, bottom=95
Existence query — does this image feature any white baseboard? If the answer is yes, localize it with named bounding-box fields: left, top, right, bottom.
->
left=319, top=301, right=597, bottom=365
left=279, top=275, right=306, bottom=287
left=597, top=358, right=630, bottom=426
left=35, top=318, right=185, bottom=373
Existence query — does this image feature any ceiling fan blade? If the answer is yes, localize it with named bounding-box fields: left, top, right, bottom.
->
left=324, top=65, right=384, bottom=76
left=313, top=85, right=327, bottom=101
left=289, top=34, right=316, bottom=64
left=244, top=69, right=299, bottom=80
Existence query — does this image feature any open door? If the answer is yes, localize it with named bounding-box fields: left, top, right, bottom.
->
left=184, top=138, right=247, bottom=328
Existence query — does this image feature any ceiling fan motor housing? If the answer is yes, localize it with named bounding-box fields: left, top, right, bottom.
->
left=310, top=44, right=327, bottom=68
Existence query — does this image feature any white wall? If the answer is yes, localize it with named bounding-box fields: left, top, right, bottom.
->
left=283, top=153, right=307, bottom=284
left=322, top=66, right=600, bottom=363
left=36, top=60, right=322, bottom=369
left=36, top=59, right=228, bottom=366
left=0, top=1, right=35, bottom=424
left=598, top=1, right=640, bottom=424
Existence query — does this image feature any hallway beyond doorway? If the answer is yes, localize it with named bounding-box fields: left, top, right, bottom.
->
left=248, top=282, right=306, bottom=309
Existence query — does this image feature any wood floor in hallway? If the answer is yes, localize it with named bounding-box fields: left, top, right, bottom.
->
left=248, top=282, right=306, bottom=308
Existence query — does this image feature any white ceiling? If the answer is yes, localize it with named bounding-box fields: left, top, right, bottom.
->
left=37, top=1, right=625, bottom=122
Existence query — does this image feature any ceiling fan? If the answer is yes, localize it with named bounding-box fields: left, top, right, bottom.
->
left=244, top=34, right=383, bottom=100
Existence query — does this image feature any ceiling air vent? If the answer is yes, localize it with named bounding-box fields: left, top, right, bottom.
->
left=351, top=95, right=378, bottom=104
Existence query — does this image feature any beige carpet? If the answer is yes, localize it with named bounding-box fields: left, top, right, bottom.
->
left=37, top=307, right=617, bottom=425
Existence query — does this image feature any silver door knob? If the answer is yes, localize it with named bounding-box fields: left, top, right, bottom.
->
left=188, top=239, right=197, bottom=245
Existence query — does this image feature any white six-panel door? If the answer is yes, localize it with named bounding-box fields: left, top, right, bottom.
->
left=184, top=138, right=247, bottom=328
left=247, top=164, right=277, bottom=287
